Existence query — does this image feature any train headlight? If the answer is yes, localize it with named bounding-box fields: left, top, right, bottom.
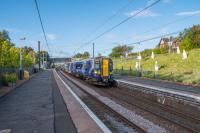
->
left=94, top=70, right=100, bottom=74
left=94, top=71, right=97, bottom=74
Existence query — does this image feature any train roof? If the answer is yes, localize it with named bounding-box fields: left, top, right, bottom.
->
left=67, top=56, right=111, bottom=64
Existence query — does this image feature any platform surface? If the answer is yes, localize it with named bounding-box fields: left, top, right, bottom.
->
left=53, top=70, right=104, bottom=133
left=0, top=70, right=76, bottom=133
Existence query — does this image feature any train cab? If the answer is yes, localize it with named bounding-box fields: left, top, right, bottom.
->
left=93, top=57, right=114, bottom=85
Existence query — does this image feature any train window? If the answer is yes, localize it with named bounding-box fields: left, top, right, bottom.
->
left=94, top=61, right=100, bottom=70
left=109, top=59, right=113, bottom=71
left=76, top=64, right=83, bottom=69
left=84, top=63, right=88, bottom=69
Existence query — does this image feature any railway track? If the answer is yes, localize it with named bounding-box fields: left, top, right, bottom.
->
left=116, top=80, right=200, bottom=106
left=113, top=80, right=200, bottom=132
left=101, top=87, right=200, bottom=133
left=59, top=70, right=200, bottom=133
left=57, top=70, right=146, bottom=133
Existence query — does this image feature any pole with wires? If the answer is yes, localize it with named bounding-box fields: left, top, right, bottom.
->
left=93, top=43, right=95, bottom=59
left=73, top=0, right=161, bottom=54
left=43, top=52, right=44, bottom=69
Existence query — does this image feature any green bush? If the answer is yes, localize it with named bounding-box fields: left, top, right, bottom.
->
left=153, top=47, right=168, bottom=54
left=141, top=49, right=152, bottom=57
left=3, top=73, right=18, bottom=85
left=153, top=48, right=161, bottom=54
left=160, top=46, right=169, bottom=54
left=179, top=25, right=200, bottom=50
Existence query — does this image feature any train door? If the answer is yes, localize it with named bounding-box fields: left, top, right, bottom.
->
left=102, top=58, right=109, bottom=77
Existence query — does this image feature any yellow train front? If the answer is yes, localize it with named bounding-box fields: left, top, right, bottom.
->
left=91, top=57, right=114, bottom=86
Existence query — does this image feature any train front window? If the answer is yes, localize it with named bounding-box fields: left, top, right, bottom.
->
left=76, top=64, right=83, bottom=69
left=94, top=61, right=100, bottom=70
left=109, top=59, right=113, bottom=71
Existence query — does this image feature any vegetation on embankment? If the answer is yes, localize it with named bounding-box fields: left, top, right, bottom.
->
left=113, top=48, right=200, bottom=84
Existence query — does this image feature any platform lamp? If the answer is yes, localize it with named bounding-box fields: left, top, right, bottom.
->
left=19, top=37, right=26, bottom=80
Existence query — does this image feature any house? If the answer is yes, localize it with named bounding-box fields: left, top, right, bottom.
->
left=158, top=36, right=180, bottom=50
left=158, top=38, right=170, bottom=48
left=171, top=37, right=179, bottom=49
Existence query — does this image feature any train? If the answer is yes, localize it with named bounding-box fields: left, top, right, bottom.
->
left=64, top=56, right=114, bottom=86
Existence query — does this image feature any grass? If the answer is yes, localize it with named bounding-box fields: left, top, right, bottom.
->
left=113, top=48, right=200, bottom=84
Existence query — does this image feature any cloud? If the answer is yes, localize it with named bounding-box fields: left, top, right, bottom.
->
left=47, top=33, right=57, bottom=40
left=176, top=10, right=200, bottom=16
left=126, top=9, right=160, bottom=18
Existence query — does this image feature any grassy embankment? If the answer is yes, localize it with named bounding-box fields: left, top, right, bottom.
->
left=113, top=49, right=200, bottom=84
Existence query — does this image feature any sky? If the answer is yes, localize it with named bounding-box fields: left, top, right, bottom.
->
left=0, top=0, right=200, bottom=57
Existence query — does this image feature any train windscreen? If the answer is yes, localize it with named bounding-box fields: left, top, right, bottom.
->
left=94, top=60, right=100, bottom=70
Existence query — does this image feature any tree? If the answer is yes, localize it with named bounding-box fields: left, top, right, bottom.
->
left=82, top=51, right=90, bottom=58
left=109, top=45, right=133, bottom=58
left=179, top=25, right=200, bottom=50
left=0, top=30, right=10, bottom=42
left=73, top=51, right=90, bottom=59
left=0, top=30, right=36, bottom=68
left=23, top=46, right=34, bottom=54
left=73, top=53, right=82, bottom=58
left=98, top=53, right=102, bottom=57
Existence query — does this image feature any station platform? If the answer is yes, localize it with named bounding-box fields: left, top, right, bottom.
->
left=0, top=70, right=103, bottom=133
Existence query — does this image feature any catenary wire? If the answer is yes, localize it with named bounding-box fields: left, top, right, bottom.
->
left=34, top=0, right=50, bottom=52
left=75, top=0, right=161, bottom=53
left=73, top=0, right=135, bottom=54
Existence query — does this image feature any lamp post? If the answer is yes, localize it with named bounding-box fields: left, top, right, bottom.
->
left=19, top=37, right=26, bottom=80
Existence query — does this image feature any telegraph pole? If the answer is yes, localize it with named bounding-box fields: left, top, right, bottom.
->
left=38, top=41, right=41, bottom=70
left=93, top=43, right=95, bottom=58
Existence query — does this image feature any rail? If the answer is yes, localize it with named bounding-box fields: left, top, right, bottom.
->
left=116, top=79, right=200, bottom=106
